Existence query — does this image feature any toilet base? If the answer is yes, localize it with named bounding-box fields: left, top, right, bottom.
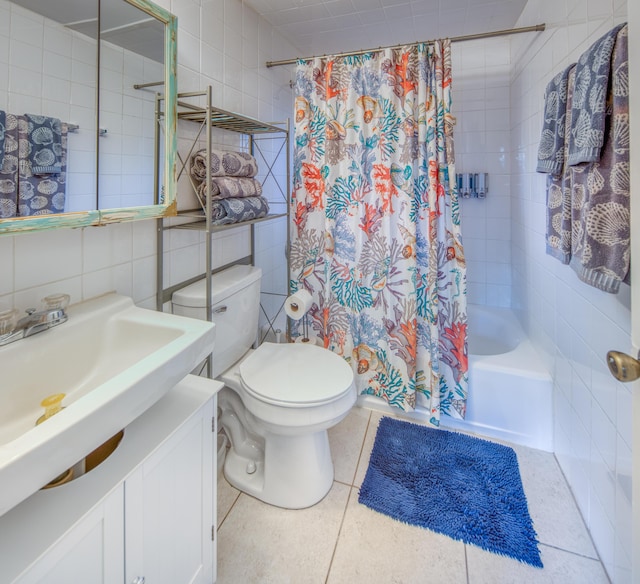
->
left=223, top=429, right=334, bottom=509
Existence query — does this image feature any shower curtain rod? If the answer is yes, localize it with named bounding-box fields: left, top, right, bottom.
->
left=265, top=23, right=545, bottom=68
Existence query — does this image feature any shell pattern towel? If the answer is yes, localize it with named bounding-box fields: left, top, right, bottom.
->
left=19, top=117, right=67, bottom=216
left=567, top=23, right=626, bottom=166
left=190, top=148, right=258, bottom=181
left=24, top=114, right=64, bottom=175
left=210, top=196, right=269, bottom=225
left=0, top=114, right=67, bottom=218
left=536, top=64, right=575, bottom=175
left=189, top=148, right=269, bottom=225
left=0, top=113, right=19, bottom=218
left=539, top=24, right=629, bottom=294
left=195, top=176, right=263, bottom=201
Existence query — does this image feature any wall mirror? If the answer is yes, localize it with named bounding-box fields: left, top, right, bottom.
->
left=0, top=0, right=177, bottom=235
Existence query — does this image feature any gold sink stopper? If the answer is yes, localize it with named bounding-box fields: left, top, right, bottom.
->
left=36, top=393, right=66, bottom=426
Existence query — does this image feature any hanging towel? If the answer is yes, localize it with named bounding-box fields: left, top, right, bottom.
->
left=567, top=22, right=626, bottom=166
left=196, top=176, right=263, bottom=201
left=18, top=117, right=68, bottom=216
left=0, top=110, right=6, bottom=169
left=24, top=114, right=64, bottom=174
left=190, top=148, right=258, bottom=181
left=210, top=196, right=270, bottom=225
left=568, top=25, right=629, bottom=293
left=536, top=64, right=574, bottom=175
left=545, top=66, right=575, bottom=263
left=0, top=113, right=19, bottom=218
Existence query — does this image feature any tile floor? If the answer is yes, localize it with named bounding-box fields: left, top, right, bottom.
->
left=216, top=408, right=610, bottom=583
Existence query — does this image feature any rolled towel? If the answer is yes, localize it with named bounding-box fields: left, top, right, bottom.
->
left=536, top=64, right=574, bottom=175
left=190, top=148, right=258, bottom=181
left=196, top=176, right=263, bottom=201
left=210, top=196, right=270, bottom=225
left=567, top=22, right=626, bottom=166
left=24, top=114, right=63, bottom=174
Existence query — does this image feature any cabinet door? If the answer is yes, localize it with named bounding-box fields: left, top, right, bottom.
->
left=16, top=485, right=124, bottom=584
left=125, top=397, right=215, bottom=584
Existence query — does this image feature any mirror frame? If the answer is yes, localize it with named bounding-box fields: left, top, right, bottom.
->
left=0, top=0, right=177, bottom=236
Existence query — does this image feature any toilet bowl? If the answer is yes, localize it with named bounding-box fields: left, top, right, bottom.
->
left=172, top=265, right=356, bottom=509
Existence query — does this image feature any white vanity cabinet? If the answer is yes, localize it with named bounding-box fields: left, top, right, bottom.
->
left=11, top=486, right=125, bottom=583
left=0, top=375, right=222, bottom=584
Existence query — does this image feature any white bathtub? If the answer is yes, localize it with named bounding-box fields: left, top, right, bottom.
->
left=357, top=304, right=554, bottom=451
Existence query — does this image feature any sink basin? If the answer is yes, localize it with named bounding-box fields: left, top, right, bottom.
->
left=0, top=292, right=215, bottom=516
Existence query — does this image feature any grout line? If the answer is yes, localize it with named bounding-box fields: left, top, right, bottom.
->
left=217, top=480, right=242, bottom=530
left=324, top=483, right=354, bottom=584
left=324, top=411, right=372, bottom=583
left=549, top=452, right=606, bottom=565
left=538, top=542, right=606, bottom=564
left=348, top=409, right=372, bottom=487
left=464, top=544, right=470, bottom=584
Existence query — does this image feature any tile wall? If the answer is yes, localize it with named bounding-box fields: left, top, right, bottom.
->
left=509, top=0, right=631, bottom=581
left=0, top=0, right=295, bottom=320
left=452, top=38, right=512, bottom=307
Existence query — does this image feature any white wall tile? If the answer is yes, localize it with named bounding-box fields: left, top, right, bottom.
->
left=14, top=229, right=82, bottom=290
left=0, top=236, right=13, bottom=296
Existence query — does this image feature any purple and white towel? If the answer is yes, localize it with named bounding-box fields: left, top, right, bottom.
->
left=196, top=176, right=263, bottom=201
left=545, top=67, right=576, bottom=264
left=536, top=64, right=574, bottom=176
left=210, top=196, right=270, bottom=225
left=543, top=24, right=630, bottom=293
left=24, top=114, right=64, bottom=175
left=18, top=117, right=67, bottom=216
left=0, top=113, right=19, bottom=218
left=190, top=148, right=258, bottom=181
left=567, top=22, right=626, bottom=166
left=568, top=25, right=629, bottom=293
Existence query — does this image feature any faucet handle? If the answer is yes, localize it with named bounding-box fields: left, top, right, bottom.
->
left=0, top=308, right=19, bottom=335
left=42, top=294, right=70, bottom=311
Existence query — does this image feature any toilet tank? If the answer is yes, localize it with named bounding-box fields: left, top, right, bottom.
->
left=171, top=265, right=262, bottom=377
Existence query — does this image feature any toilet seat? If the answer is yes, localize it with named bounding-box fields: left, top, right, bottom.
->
left=239, top=342, right=354, bottom=408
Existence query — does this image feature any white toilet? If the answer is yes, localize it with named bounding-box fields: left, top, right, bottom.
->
left=172, top=265, right=356, bottom=509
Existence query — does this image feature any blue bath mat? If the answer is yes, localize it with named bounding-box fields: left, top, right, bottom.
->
left=358, top=417, right=542, bottom=567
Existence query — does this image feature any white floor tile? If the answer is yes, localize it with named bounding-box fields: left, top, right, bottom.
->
left=353, top=411, right=386, bottom=487
left=467, top=543, right=609, bottom=584
left=215, top=407, right=608, bottom=583
left=216, top=482, right=350, bottom=584
left=217, top=475, right=240, bottom=528
left=327, top=487, right=467, bottom=584
left=514, top=444, right=598, bottom=558
left=328, top=406, right=371, bottom=485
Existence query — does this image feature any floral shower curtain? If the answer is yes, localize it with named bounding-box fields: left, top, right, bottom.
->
left=291, top=41, right=468, bottom=424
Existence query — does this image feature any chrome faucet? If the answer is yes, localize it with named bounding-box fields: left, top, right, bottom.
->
left=0, top=294, right=70, bottom=347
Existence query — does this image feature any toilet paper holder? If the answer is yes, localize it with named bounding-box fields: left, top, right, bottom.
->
left=285, top=290, right=312, bottom=343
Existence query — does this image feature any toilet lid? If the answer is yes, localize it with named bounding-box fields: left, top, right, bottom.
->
left=239, top=342, right=354, bottom=406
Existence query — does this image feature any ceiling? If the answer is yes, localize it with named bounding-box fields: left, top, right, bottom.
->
left=245, top=0, right=528, bottom=58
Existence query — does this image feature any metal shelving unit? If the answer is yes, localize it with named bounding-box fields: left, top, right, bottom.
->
left=156, top=87, right=290, bottom=375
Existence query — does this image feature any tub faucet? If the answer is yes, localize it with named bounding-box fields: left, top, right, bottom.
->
left=0, top=295, right=70, bottom=347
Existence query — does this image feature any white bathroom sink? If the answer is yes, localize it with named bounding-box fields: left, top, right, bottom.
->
left=0, top=292, right=215, bottom=516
